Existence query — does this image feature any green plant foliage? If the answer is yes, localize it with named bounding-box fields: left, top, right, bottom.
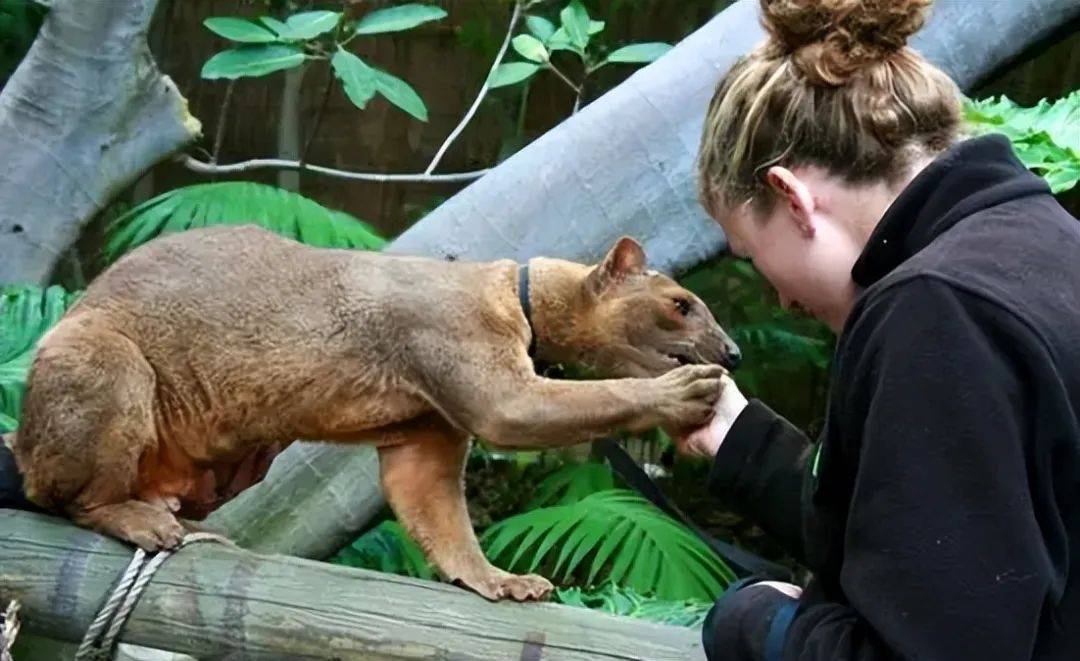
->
left=368, top=64, right=429, bottom=121
left=492, top=1, right=672, bottom=94
left=274, top=10, right=341, bottom=40
left=329, top=520, right=434, bottom=580
left=488, top=61, right=541, bottom=88
left=963, top=92, right=1080, bottom=193
left=102, top=182, right=386, bottom=265
left=482, top=489, right=735, bottom=601
left=201, top=43, right=306, bottom=79
left=332, top=48, right=378, bottom=108
left=0, top=285, right=81, bottom=431
left=606, top=42, right=672, bottom=64
left=555, top=582, right=713, bottom=628
left=353, top=4, right=447, bottom=35
left=527, top=461, right=616, bottom=508
left=203, top=17, right=279, bottom=43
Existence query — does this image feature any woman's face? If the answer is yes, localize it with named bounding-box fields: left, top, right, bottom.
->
left=712, top=166, right=878, bottom=332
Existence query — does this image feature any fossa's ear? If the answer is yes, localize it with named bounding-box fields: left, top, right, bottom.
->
left=585, top=236, right=646, bottom=296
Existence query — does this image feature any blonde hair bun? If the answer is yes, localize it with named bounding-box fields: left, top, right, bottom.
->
left=760, top=0, right=932, bottom=85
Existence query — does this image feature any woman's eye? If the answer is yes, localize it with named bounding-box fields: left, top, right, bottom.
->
left=674, top=298, right=691, bottom=316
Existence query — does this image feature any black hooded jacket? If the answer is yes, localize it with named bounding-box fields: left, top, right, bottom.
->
left=703, top=135, right=1080, bottom=660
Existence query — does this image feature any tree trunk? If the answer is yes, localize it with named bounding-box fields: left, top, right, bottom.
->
left=221, top=0, right=1080, bottom=559
left=0, top=0, right=200, bottom=285
left=0, top=510, right=705, bottom=661
left=276, top=65, right=306, bottom=192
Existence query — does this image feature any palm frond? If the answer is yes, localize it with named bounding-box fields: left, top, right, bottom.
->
left=555, top=582, right=713, bottom=628
left=527, top=461, right=615, bottom=508
left=103, top=182, right=386, bottom=264
left=329, top=520, right=434, bottom=580
left=482, top=489, right=735, bottom=601
left=0, top=285, right=80, bottom=431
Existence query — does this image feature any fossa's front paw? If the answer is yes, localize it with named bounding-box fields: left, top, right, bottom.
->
left=455, top=567, right=554, bottom=602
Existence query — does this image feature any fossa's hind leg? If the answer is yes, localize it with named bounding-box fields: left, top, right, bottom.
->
left=378, top=414, right=553, bottom=602
left=18, top=319, right=183, bottom=551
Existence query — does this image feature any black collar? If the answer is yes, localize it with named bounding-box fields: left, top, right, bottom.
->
left=518, top=261, right=538, bottom=358
left=851, top=134, right=1050, bottom=289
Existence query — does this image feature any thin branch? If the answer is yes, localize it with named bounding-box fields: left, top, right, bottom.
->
left=547, top=61, right=582, bottom=94
left=212, top=80, right=237, bottom=164
left=181, top=155, right=490, bottom=183
left=301, top=67, right=334, bottom=167
left=571, top=77, right=589, bottom=114
left=425, top=0, right=524, bottom=175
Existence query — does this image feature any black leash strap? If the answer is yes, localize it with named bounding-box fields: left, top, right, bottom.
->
left=595, top=437, right=793, bottom=582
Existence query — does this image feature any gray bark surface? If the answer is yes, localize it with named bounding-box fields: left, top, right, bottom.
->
left=0, top=510, right=705, bottom=661
left=0, top=0, right=200, bottom=284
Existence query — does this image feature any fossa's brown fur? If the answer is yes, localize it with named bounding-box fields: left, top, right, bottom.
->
left=12, top=225, right=737, bottom=601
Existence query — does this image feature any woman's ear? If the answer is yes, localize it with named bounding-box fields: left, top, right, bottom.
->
left=765, top=166, right=815, bottom=238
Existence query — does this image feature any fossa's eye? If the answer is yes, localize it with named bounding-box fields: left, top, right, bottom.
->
left=673, top=298, right=691, bottom=316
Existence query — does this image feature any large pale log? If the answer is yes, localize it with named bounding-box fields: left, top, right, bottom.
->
left=0, top=510, right=705, bottom=661
left=0, top=0, right=200, bottom=284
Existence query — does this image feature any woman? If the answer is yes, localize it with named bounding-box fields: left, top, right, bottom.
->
left=684, top=1, right=1079, bottom=659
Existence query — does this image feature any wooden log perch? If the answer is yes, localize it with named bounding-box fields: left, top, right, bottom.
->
left=0, top=510, right=705, bottom=660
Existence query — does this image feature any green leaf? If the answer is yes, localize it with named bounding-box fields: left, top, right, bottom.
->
left=588, top=20, right=605, bottom=35
left=512, top=34, right=548, bottom=63
left=201, top=44, right=305, bottom=80
left=606, top=42, right=672, bottom=64
left=102, top=182, right=385, bottom=265
left=332, top=48, right=377, bottom=110
left=259, top=16, right=291, bottom=36
left=963, top=92, right=1080, bottom=194
left=203, top=17, right=279, bottom=43
left=547, top=27, right=574, bottom=52
left=282, top=10, right=340, bottom=40
left=370, top=65, right=429, bottom=121
left=528, top=461, right=615, bottom=508
left=1, top=285, right=82, bottom=428
left=554, top=583, right=713, bottom=628
left=330, top=521, right=434, bottom=580
left=487, top=62, right=540, bottom=89
left=525, top=15, right=556, bottom=43
left=559, top=0, right=591, bottom=52
left=482, top=490, right=735, bottom=601
left=354, top=4, right=447, bottom=35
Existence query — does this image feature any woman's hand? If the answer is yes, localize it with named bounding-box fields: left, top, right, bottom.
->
left=669, top=373, right=748, bottom=459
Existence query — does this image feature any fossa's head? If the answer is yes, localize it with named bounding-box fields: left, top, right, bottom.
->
left=533, top=237, right=740, bottom=378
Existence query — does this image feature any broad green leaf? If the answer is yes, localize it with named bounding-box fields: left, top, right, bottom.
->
left=259, top=16, right=290, bottom=36
left=528, top=461, right=615, bottom=508
left=487, top=62, right=540, bottom=89
left=588, top=19, right=605, bottom=35
left=283, top=10, right=340, bottom=40
left=330, top=521, right=434, bottom=580
left=525, top=15, right=556, bottom=43
left=203, top=17, right=278, bottom=43
left=103, top=182, right=385, bottom=265
left=547, top=27, right=574, bottom=52
left=370, top=66, right=429, bottom=121
left=963, top=92, right=1080, bottom=194
left=332, top=48, right=377, bottom=109
left=554, top=583, right=713, bottom=628
left=559, top=0, right=591, bottom=52
left=482, top=490, right=734, bottom=601
left=201, top=44, right=305, bottom=80
left=1, top=285, right=81, bottom=428
left=354, top=4, right=447, bottom=35
left=606, top=42, right=672, bottom=64
left=512, top=34, right=548, bottom=63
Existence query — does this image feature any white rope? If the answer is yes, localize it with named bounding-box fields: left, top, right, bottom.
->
left=75, top=532, right=235, bottom=661
left=1, top=600, right=19, bottom=661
